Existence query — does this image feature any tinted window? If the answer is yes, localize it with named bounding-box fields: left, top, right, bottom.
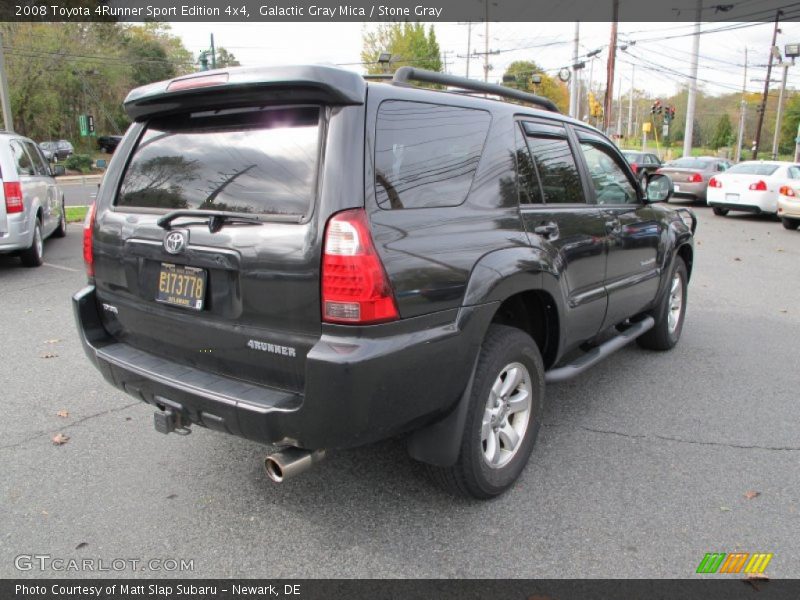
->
left=580, top=143, right=638, bottom=205
left=623, top=152, right=644, bottom=162
left=117, top=106, right=320, bottom=217
left=515, top=124, right=541, bottom=204
left=374, top=101, right=491, bottom=209
left=726, top=163, right=779, bottom=176
left=647, top=154, right=660, bottom=164
left=788, top=166, right=800, bottom=179
left=22, top=141, right=50, bottom=176
left=523, top=129, right=584, bottom=204
left=10, top=140, right=34, bottom=176
left=667, top=158, right=711, bottom=169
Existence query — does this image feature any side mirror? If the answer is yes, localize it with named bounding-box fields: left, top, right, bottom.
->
left=52, top=165, right=66, bottom=177
left=645, top=173, right=673, bottom=203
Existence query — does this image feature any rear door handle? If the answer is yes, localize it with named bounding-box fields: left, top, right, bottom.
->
left=533, top=222, right=559, bottom=239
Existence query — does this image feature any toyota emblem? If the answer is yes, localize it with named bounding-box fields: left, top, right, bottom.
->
left=163, top=230, right=187, bottom=254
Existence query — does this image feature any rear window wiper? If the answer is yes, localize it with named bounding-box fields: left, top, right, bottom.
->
left=156, top=209, right=301, bottom=233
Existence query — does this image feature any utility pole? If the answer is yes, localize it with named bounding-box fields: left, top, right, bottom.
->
left=771, top=60, right=790, bottom=159
left=0, top=32, right=13, bottom=131
left=483, top=0, right=490, bottom=82
left=735, top=47, right=748, bottom=163
left=569, top=22, right=580, bottom=118
left=603, top=1, right=619, bottom=133
left=210, top=33, right=216, bottom=69
left=627, top=64, right=635, bottom=138
left=616, top=73, right=624, bottom=139
left=753, top=10, right=782, bottom=159
left=466, top=22, right=473, bottom=78
left=683, top=0, right=702, bottom=159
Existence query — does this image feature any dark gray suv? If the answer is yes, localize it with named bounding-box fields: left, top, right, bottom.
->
left=74, top=66, right=694, bottom=498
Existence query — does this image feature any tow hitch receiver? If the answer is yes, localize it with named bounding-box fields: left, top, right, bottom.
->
left=153, top=397, right=191, bottom=435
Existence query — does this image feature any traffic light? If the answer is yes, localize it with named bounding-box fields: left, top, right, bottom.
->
left=651, top=100, right=662, bottom=115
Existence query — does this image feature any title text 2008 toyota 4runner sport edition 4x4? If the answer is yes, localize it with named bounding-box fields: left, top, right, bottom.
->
left=74, top=66, right=695, bottom=498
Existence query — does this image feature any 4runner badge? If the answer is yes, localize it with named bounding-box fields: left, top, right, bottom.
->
left=164, top=230, right=187, bottom=254
left=247, top=339, right=297, bottom=357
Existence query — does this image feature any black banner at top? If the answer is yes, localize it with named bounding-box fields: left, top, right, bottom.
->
left=2, top=0, right=799, bottom=22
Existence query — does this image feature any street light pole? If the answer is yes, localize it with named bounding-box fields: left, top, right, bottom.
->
left=0, top=32, right=13, bottom=131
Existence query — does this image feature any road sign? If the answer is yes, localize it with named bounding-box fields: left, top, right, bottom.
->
left=642, top=122, right=652, bottom=133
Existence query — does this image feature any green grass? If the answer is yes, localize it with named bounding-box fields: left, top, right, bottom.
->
left=65, top=205, right=88, bottom=223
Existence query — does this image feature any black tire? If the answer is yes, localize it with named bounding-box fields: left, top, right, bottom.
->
left=20, top=220, right=44, bottom=267
left=427, top=324, right=545, bottom=499
left=781, top=217, right=799, bottom=230
left=52, top=199, right=67, bottom=238
left=637, top=256, right=688, bottom=351
left=712, top=207, right=728, bottom=216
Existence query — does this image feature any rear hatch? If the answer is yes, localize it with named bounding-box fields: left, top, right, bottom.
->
left=92, top=68, right=366, bottom=394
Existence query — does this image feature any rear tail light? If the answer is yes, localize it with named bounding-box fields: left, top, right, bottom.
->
left=630, top=162, right=638, bottom=174
left=708, top=177, right=721, bottom=188
left=3, top=181, right=23, bottom=213
left=749, top=180, right=767, bottom=191
left=83, top=203, right=96, bottom=278
left=688, top=173, right=703, bottom=183
left=779, top=185, right=795, bottom=197
left=321, top=209, right=399, bottom=325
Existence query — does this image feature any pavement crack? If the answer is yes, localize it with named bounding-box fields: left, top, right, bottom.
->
left=545, top=423, right=800, bottom=452
left=0, top=402, right=140, bottom=451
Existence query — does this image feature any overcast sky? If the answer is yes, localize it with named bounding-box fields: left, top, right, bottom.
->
left=168, top=20, right=800, bottom=102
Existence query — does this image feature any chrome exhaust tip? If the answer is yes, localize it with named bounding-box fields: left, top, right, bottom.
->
left=264, top=448, right=326, bottom=483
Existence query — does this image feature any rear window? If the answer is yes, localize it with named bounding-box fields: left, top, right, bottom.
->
left=374, top=101, right=491, bottom=209
left=725, top=163, right=780, bottom=176
left=623, top=153, right=644, bottom=162
left=667, top=158, right=711, bottom=169
left=117, top=106, right=321, bottom=217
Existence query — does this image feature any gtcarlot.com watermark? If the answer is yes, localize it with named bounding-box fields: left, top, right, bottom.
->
left=14, top=554, right=194, bottom=573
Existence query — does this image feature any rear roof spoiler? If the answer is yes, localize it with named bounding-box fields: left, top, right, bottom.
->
left=123, top=65, right=366, bottom=121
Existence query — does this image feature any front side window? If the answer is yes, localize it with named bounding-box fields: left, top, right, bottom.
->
left=117, top=106, right=321, bottom=217
left=523, top=128, right=584, bottom=204
left=579, top=143, right=638, bottom=205
left=374, top=101, right=491, bottom=209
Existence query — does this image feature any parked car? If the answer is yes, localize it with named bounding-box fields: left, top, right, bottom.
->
left=97, top=135, right=123, bottom=154
left=777, top=185, right=800, bottom=230
left=39, top=139, right=74, bottom=162
left=622, top=151, right=662, bottom=185
left=0, top=132, right=67, bottom=266
left=73, top=65, right=695, bottom=499
left=656, top=156, right=731, bottom=204
left=706, top=160, right=800, bottom=216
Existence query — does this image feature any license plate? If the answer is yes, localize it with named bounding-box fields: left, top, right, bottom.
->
left=725, top=193, right=740, bottom=202
left=156, top=263, right=206, bottom=310
left=674, top=185, right=681, bottom=192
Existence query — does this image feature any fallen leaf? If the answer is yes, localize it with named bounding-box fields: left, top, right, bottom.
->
left=56, top=410, right=69, bottom=418
left=720, top=506, right=731, bottom=512
left=777, top=248, right=785, bottom=252
left=51, top=433, right=70, bottom=446
left=166, top=494, right=178, bottom=500
left=41, top=510, right=48, bottom=516
left=125, top=417, right=132, bottom=421
left=43, top=339, right=61, bottom=344
left=40, top=353, right=58, bottom=359
left=744, top=490, right=761, bottom=500
left=75, top=542, right=88, bottom=550
left=733, top=257, right=741, bottom=262
left=780, top=309, right=788, bottom=314
left=744, top=572, right=769, bottom=584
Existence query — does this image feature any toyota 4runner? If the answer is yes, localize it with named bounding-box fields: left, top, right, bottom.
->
left=73, top=66, right=695, bottom=498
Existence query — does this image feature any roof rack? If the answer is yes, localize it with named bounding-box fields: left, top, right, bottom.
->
left=363, top=74, right=393, bottom=81
left=391, top=67, right=559, bottom=113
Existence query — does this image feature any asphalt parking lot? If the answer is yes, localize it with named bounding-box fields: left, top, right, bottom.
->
left=1, top=205, right=798, bottom=579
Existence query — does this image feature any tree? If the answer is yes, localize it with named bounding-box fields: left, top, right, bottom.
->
left=710, top=114, right=734, bottom=150
left=501, top=61, right=569, bottom=113
left=361, top=23, right=442, bottom=74
left=215, top=47, right=240, bottom=68
left=780, top=93, right=800, bottom=155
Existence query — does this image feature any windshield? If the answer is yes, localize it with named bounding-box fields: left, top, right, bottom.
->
left=667, top=158, right=711, bottom=170
left=116, top=106, right=321, bottom=217
left=725, top=163, right=780, bottom=176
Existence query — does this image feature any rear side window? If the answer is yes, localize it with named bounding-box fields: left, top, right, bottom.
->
left=522, top=125, right=584, bottom=204
left=10, top=140, right=34, bottom=176
left=117, top=106, right=321, bottom=217
left=374, top=101, right=490, bottom=209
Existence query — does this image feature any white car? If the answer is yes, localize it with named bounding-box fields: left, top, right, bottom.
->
left=706, top=160, right=800, bottom=217
left=777, top=185, right=800, bottom=230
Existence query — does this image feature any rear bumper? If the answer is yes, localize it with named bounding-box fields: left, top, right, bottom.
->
left=671, top=181, right=707, bottom=200
left=0, top=213, right=33, bottom=253
left=707, top=189, right=777, bottom=214
left=778, top=197, right=800, bottom=219
left=73, top=286, right=494, bottom=449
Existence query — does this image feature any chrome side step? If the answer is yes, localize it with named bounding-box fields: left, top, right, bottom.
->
left=545, top=316, right=655, bottom=384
